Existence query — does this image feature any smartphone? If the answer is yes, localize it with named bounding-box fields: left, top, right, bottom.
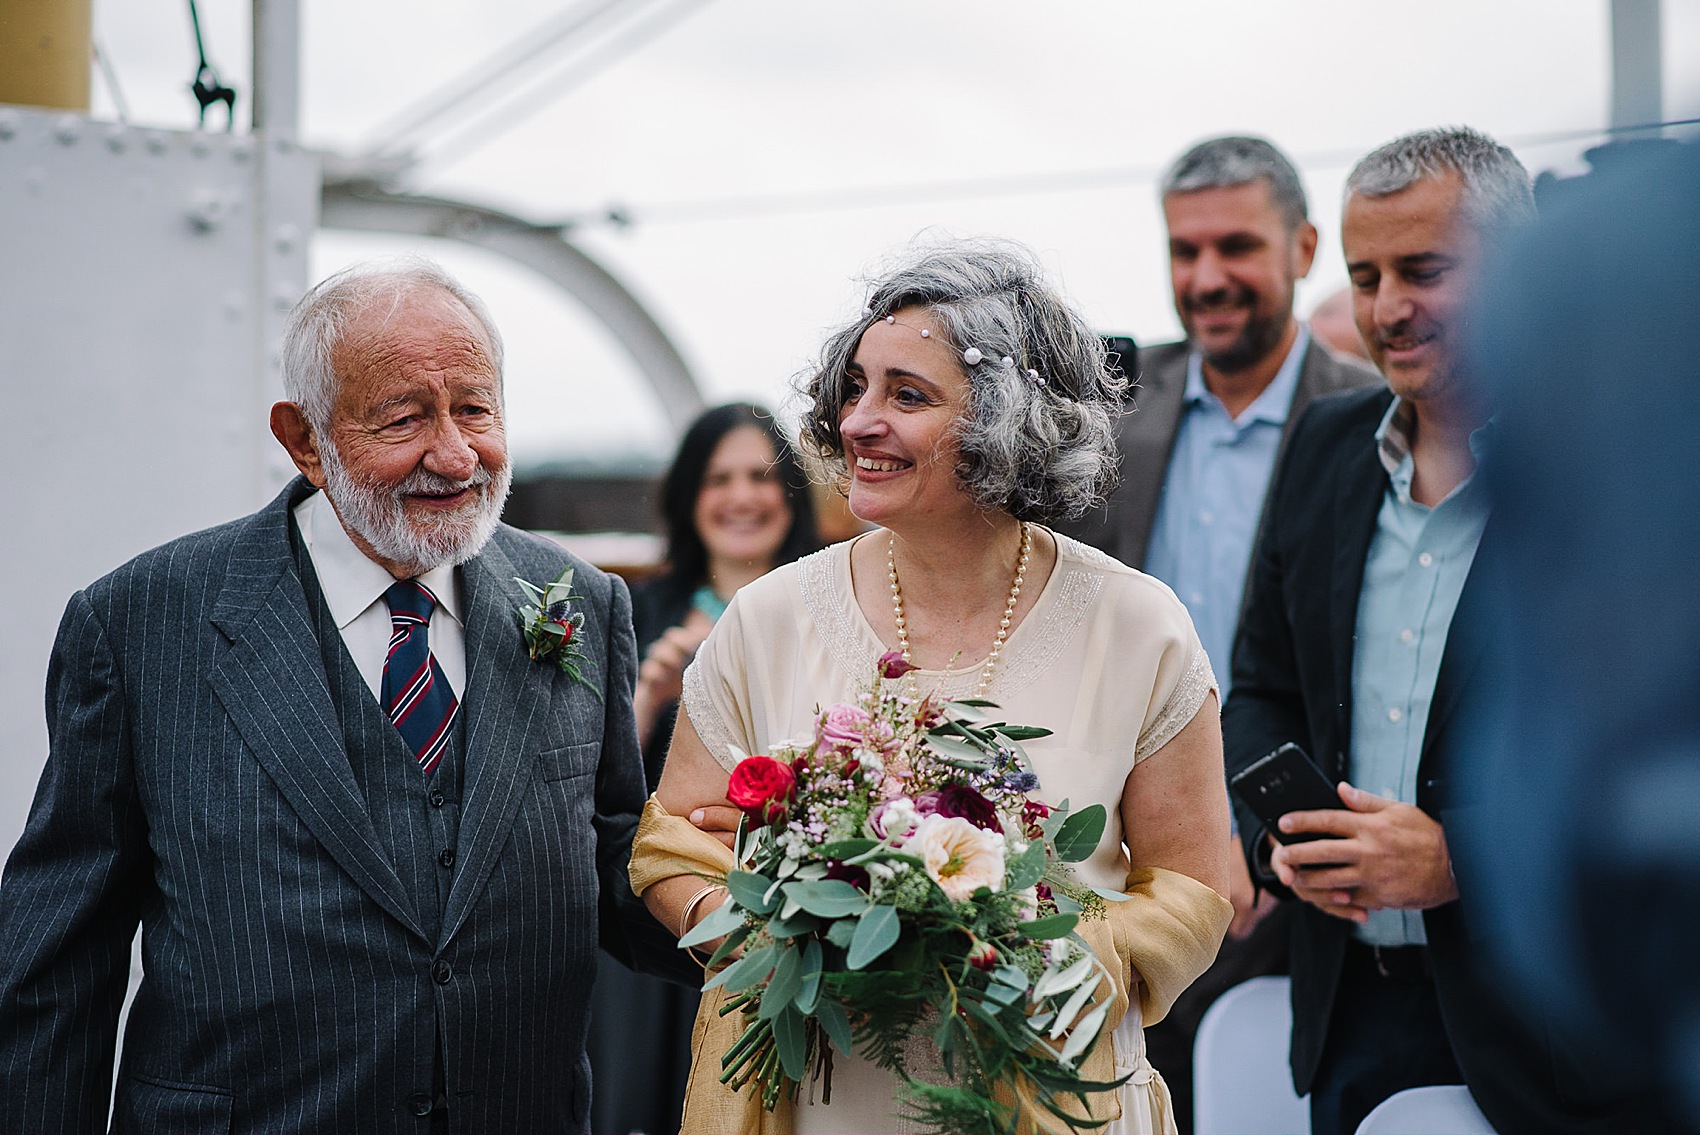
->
left=1229, top=742, right=1345, bottom=844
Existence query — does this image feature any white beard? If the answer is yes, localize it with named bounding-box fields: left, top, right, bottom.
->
left=320, top=441, right=512, bottom=574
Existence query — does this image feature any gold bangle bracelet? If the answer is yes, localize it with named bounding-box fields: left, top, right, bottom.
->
left=677, top=883, right=726, bottom=941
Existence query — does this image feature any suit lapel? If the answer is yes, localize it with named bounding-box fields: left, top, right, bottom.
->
left=439, top=539, right=551, bottom=947
left=207, top=492, right=427, bottom=942
left=1116, top=345, right=1189, bottom=568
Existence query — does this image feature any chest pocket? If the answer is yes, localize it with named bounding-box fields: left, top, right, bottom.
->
left=537, top=739, right=599, bottom=782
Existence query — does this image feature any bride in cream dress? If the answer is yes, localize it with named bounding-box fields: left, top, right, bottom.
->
left=630, top=241, right=1233, bottom=1135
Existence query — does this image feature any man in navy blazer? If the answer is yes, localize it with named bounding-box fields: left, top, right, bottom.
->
left=0, top=259, right=692, bottom=1133
left=1224, top=128, right=1651, bottom=1135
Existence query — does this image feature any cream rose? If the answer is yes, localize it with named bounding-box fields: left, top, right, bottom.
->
left=911, top=815, right=1005, bottom=902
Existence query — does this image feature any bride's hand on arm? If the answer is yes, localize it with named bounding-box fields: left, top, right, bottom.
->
left=643, top=705, right=739, bottom=941
left=1121, top=692, right=1232, bottom=899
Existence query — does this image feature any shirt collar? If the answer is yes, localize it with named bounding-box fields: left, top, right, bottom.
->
left=1374, top=396, right=1497, bottom=505
left=295, top=490, right=463, bottom=631
left=1184, top=326, right=1311, bottom=426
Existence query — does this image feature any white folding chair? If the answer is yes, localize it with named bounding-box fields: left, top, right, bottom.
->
left=1193, top=975, right=1310, bottom=1135
left=1354, top=1085, right=1496, bottom=1134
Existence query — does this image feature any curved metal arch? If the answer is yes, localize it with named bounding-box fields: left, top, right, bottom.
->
left=318, top=179, right=703, bottom=431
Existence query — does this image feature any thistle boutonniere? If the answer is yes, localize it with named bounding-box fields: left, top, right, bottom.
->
left=516, top=569, right=602, bottom=699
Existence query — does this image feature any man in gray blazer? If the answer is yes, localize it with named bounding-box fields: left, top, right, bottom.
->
left=1060, top=136, right=1379, bottom=1133
left=0, top=259, right=692, bottom=1133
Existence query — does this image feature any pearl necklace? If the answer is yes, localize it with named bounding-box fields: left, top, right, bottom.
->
left=887, top=523, right=1032, bottom=698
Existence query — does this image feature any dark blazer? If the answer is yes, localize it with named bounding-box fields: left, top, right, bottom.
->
left=0, top=479, right=692, bottom=1134
left=1222, top=387, right=1645, bottom=1135
left=1060, top=335, right=1381, bottom=570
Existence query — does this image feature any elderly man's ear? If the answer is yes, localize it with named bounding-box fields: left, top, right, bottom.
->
left=270, top=402, right=329, bottom=488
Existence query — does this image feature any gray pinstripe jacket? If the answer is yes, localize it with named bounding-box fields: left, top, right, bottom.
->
left=0, top=479, right=690, bottom=1134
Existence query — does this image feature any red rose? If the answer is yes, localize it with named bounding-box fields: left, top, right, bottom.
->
left=553, top=618, right=575, bottom=643
left=727, top=756, right=797, bottom=827
left=966, top=936, right=999, bottom=971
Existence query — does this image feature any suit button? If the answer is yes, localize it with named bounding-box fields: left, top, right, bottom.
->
left=406, top=1093, right=434, bottom=1117
left=439, top=848, right=456, bottom=869
left=428, top=790, right=446, bottom=808
left=433, top=959, right=453, bottom=984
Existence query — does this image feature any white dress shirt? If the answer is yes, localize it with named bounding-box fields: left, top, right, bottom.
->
left=293, top=490, right=466, bottom=701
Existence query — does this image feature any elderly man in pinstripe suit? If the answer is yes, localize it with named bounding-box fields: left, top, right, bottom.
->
left=0, top=259, right=692, bottom=1133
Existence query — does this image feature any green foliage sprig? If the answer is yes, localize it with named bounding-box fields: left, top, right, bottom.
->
left=515, top=568, right=601, bottom=698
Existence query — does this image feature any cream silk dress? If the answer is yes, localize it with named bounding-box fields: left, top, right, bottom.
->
left=681, top=532, right=1217, bottom=1135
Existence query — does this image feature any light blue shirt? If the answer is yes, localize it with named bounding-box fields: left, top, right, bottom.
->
left=1351, top=398, right=1491, bottom=947
left=1145, top=329, right=1309, bottom=696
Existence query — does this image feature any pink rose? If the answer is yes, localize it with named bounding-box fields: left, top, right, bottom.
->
left=966, top=936, right=1000, bottom=971
left=727, top=756, right=797, bottom=827
left=817, top=704, right=874, bottom=751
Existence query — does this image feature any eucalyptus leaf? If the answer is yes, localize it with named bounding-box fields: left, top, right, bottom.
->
left=983, top=982, right=1024, bottom=1008
left=705, top=924, right=751, bottom=971
left=925, top=735, right=991, bottom=765
left=825, top=918, right=857, bottom=949
left=759, top=945, right=802, bottom=1019
left=818, top=838, right=876, bottom=859
left=1048, top=973, right=1103, bottom=1040
left=815, top=996, right=854, bottom=1056
left=1091, top=886, right=1132, bottom=903
left=1033, top=954, right=1096, bottom=1000
left=782, top=879, right=871, bottom=918
left=724, top=870, right=778, bottom=915
left=942, top=700, right=990, bottom=723
left=765, top=908, right=823, bottom=940
left=1005, top=840, right=1049, bottom=891
left=1018, top=913, right=1080, bottom=940
left=794, top=939, right=823, bottom=1013
left=1053, top=890, right=1083, bottom=914
left=1055, top=804, right=1108, bottom=862
left=992, top=965, right=1031, bottom=991
left=678, top=898, right=744, bottom=949
left=708, top=944, right=777, bottom=993
left=1059, top=1002, right=1110, bottom=1066
left=993, top=725, right=1053, bottom=741
left=772, top=1004, right=807, bottom=1081
left=846, top=904, right=900, bottom=970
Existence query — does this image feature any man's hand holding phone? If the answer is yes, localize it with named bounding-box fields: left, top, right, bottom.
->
left=1273, top=783, right=1459, bottom=923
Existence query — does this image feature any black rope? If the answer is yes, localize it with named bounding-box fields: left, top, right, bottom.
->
left=187, top=0, right=237, bottom=130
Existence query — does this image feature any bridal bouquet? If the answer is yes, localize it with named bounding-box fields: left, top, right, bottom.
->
left=681, top=652, right=1127, bottom=1135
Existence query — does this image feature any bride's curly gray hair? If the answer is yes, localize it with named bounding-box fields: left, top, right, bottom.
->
left=797, top=239, right=1126, bottom=523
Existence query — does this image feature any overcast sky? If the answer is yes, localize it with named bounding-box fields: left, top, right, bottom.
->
left=92, top=0, right=1700, bottom=464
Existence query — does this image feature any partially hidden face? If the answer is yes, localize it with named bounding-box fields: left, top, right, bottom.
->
left=1165, top=179, right=1317, bottom=374
left=318, top=288, right=512, bottom=575
left=1344, top=170, right=1484, bottom=405
left=694, top=425, right=792, bottom=571
left=838, top=306, right=974, bottom=529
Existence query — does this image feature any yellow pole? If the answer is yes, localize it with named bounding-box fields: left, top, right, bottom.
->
left=0, top=0, right=92, bottom=110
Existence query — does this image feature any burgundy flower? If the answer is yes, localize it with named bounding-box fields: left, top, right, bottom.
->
left=1020, top=799, right=1051, bottom=837
left=878, top=650, right=918, bottom=680
left=929, top=785, right=1001, bottom=832
left=824, top=860, right=871, bottom=892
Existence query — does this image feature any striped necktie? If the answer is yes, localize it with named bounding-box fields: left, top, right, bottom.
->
left=381, top=580, right=458, bottom=776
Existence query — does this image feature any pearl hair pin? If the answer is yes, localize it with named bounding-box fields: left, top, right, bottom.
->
left=872, top=312, right=1046, bottom=386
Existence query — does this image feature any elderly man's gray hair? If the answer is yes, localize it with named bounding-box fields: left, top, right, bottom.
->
left=1160, top=135, right=1310, bottom=232
left=280, top=256, right=505, bottom=433
left=1346, top=126, right=1536, bottom=234
left=799, top=238, right=1126, bottom=523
